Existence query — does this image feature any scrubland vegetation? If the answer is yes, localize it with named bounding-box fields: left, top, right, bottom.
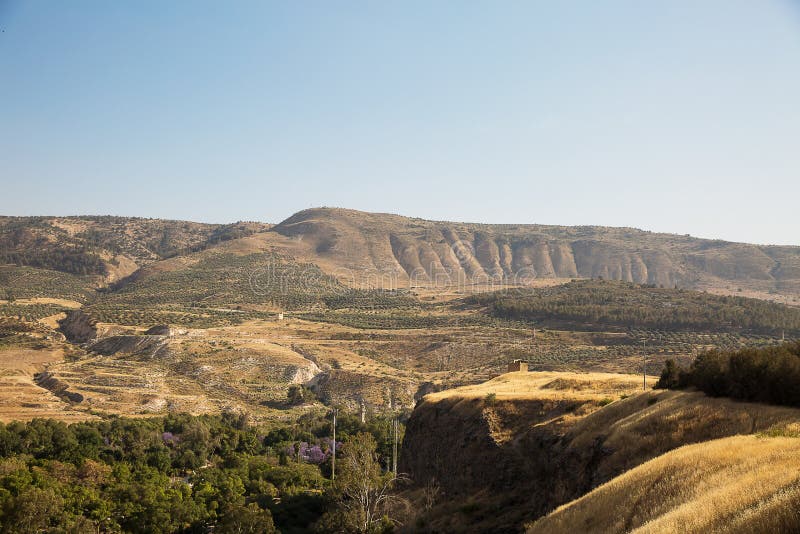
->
left=0, top=217, right=269, bottom=277
left=100, top=253, right=342, bottom=309
left=0, top=265, right=93, bottom=302
left=0, top=303, right=66, bottom=323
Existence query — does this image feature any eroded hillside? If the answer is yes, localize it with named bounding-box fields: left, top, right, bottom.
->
left=270, top=208, right=800, bottom=300
left=3, top=208, right=800, bottom=301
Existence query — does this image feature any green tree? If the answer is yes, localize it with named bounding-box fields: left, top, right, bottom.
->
left=217, top=503, right=276, bottom=534
left=287, top=385, right=315, bottom=405
left=329, top=432, right=401, bottom=533
left=2, top=487, right=65, bottom=534
left=654, top=359, right=681, bottom=389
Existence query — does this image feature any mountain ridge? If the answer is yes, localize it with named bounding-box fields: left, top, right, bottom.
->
left=2, top=208, right=800, bottom=301
left=268, top=207, right=800, bottom=300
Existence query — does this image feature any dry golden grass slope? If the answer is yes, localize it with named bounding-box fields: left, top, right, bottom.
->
left=527, top=434, right=800, bottom=534
left=423, top=370, right=648, bottom=402
left=402, top=371, right=800, bottom=533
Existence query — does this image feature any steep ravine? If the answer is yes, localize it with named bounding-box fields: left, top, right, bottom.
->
left=399, top=375, right=800, bottom=533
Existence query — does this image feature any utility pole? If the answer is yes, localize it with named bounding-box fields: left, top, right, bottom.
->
left=642, top=339, right=647, bottom=391
left=392, top=417, right=398, bottom=474
left=331, top=408, right=337, bottom=481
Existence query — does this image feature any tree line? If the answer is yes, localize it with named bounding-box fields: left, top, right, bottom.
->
left=0, top=411, right=406, bottom=533
left=656, top=341, right=800, bottom=407
left=468, top=280, right=800, bottom=335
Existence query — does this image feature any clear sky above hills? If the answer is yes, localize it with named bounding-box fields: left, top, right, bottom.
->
left=1, top=1, right=799, bottom=245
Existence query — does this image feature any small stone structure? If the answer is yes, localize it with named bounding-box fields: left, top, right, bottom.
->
left=507, top=360, right=529, bottom=373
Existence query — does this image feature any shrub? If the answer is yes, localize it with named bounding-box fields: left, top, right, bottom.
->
left=654, top=359, right=681, bottom=389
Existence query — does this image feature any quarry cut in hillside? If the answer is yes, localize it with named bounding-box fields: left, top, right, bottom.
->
left=400, top=371, right=800, bottom=533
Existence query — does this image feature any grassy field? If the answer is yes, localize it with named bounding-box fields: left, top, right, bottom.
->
left=423, top=370, right=648, bottom=402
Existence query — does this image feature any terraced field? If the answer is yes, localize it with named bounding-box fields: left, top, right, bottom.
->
left=0, top=347, right=91, bottom=422
left=2, top=290, right=794, bottom=424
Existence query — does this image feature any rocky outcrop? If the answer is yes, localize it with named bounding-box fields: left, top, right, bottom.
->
left=88, top=335, right=172, bottom=360
left=144, top=324, right=173, bottom=336
left=284, top=360, right=322, bottom=384
left=311, top=369, right=416, bottom=410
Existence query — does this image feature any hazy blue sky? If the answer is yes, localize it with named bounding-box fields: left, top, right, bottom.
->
left=1, top=1, right=799, bottom=245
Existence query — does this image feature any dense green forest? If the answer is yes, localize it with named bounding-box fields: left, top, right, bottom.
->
left=468, top=280, right=800, bottom=334
left=0, top=412, right=405, bottom=533
left=656, top=341, right=800, bottom=407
